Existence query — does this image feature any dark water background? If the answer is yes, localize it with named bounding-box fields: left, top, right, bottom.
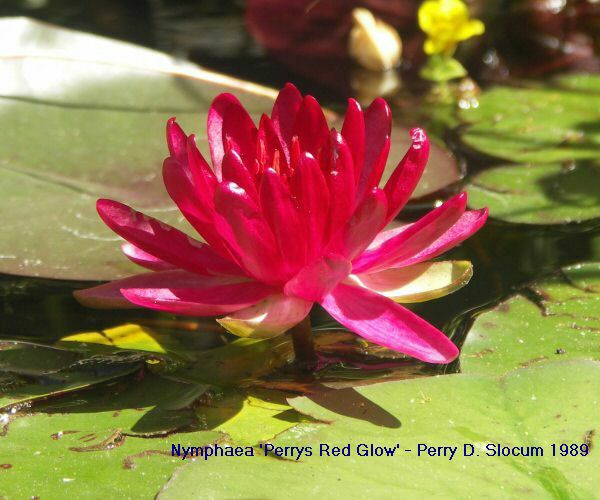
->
left=1, top=0, right=598, bottom=379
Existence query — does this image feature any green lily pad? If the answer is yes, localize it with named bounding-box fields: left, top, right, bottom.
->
left=0, top=18, right=459, bottom=281
left=0, top=365, right=139, bottom=412
left=466, top=162, right=600, bottom=224
left=195, top=388, right=306, bottom=446
left=0, top=410, right=220, bottom=499
left=460, top=75, right=600, bottom=163
left=462, top=262, right=600, bottom=376
left=159, top=360, right=600, bottom=498
left=35, top=373, right=210, bottom=435
left=0, top=18, right=275, bottom=282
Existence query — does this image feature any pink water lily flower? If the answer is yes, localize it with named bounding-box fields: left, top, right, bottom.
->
left=75, top=83, right=487, bottom=364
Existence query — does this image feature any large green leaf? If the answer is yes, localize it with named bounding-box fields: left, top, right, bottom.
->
left=0, top=17, right=459, bottom=281
left=460, top=75, right=600, bottom=163
left=0, top=411, right=220, bottom=499
left=466, top=162, right=600, bottom=224
left=159, top=360, right=600, bottom=498
left=461, top=262, right=600, bottom=376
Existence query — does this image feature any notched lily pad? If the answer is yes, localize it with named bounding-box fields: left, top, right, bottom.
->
left=461, top=262, right=600, bottom=376
left=466, top=162, right=600, bottom=225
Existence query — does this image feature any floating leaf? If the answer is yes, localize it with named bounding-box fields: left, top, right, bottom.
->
left=460, top=75, right=600, bottom=163
left=0, top=18, right=460, bottom=281
left=0, top=365, right=138, bottom=411
left=36, top=373, right=210, bottom=435
left=159, top=360, right=600, bottom=498
left=196, top=388, right=305, bottom=446
left=461, top=262, right=600, bottom=376
left=466, top=162, right=600, bottom=224
left=56, top=322, right=208, bottom=364
left=0, top=411, right=220, bottom=499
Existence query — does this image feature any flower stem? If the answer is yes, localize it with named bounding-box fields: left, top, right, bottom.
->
left=289, top=316, right=317, bottom=368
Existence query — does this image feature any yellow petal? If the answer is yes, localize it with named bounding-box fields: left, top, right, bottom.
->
left=217, top=294, right=312, bottom=339
left=418, top=0, right=441, bottom=33
left=456, top=19, right=485, bottom=41
left=348, top=260, right=473, bottom=303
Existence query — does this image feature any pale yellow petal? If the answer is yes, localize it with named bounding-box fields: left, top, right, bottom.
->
left=348, top=8, right=402, bottom=71
left=217, top=294, right=312, bottom=339
left=348, top=260, right=473, bottom=303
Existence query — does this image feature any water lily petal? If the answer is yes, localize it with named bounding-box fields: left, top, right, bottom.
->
left=293, top=95, right=329, bottom=157
left=357, top=97, right=391, bottom=200
left=257, top=114, right=288, bottom=174
left=213, top=182, right=283, bottom=284
left=395, top=208, right=488, bottom=268
left=340, top=187, right=388, bottom=260
left=271, top=82, right=303, bottom=162
left=341, top=98, right=365, bottom=181
left=384, top=128, right=430, bottom=223
left=348, top=260, right=473, bottom=303
left=290, top=152, right=330, bottom=261
left=207, top=92, right=243, bottom=178
left=166, top=117, right=187, bottom=163
left=75, top=270, right=271, bottom=313
left=121, top=242, right=175, bottom=271
left=260, top=168, right=306, bottom=274
left=121, top=272, right=273, bottom=316
left=217, top=293, right=312, bottom=339
left=284, top=254, right=351, bottom=302
left=325, top=131, right=356, bottom=243
left=320, top=283, right=459, bottom=363
left=352, top=192, right=467, bottom=274
left=96, top=199, right=241, bottom=276
left=163, top=149, right=227, bottom=257
left=222, top=99, right=258, bottom=167
left=222, top=149, right=259, bottom=202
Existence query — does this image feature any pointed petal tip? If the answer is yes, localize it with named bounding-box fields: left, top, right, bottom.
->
left=346, top=97, right=362, bottom=111
left=368, top=96, right=392, bottom=119
left=409, top=127, right=429, bottom=146
left=426, top=342, right=459, bottom=364
left=96, top=198, right=118, bottom=215
left=282, top=82, right=300, bottom=93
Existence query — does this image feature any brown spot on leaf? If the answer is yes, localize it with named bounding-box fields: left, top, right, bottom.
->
left=0, top=464, right=11, bottom=469
left=122, top=450, right=170, bottom=470
left=70, top=430, right=125, bottom=452
left=519, top=356, right=547, bottom=368
left=466, top=348, right=494, bottom=358
left=583, top=430, right=595, bottom=449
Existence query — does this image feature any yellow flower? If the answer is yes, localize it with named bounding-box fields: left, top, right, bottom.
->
left=418, top=0, right=485, bottom=56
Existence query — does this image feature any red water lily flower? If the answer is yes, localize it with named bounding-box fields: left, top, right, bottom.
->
left=75, top=83, right=487, bottom=364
